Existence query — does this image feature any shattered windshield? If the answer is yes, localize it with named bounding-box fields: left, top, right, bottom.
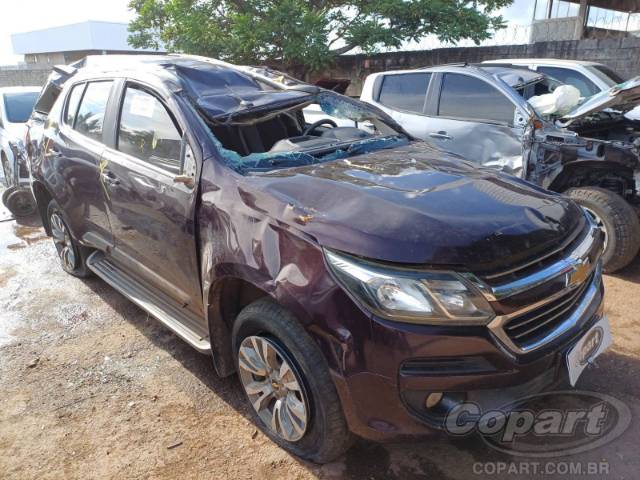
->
left=196, top=86, right=409, bottom=174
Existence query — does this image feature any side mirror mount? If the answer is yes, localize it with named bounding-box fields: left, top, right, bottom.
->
left=514, top=110, right=528, bottom=128
left=174, top=133, right=196, bottom=188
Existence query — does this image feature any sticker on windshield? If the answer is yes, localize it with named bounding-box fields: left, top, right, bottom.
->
left=129, top=94, right=156, bottom=118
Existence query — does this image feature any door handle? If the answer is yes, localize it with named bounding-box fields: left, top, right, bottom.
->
left=429, top=131, right=453, bottom=140
left=101, top=170, right=120, bottom=186
left=173, top=174, right=194, bottom=188
left=46, top=147, right=63, bottom=158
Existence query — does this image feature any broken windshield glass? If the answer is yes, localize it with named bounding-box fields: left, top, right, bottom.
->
left=194, top=88, right=409, bottom=174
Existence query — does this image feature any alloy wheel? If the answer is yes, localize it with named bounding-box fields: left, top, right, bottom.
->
left=50, top=212, right=77, bottom=272
left=237, top=335, right=309, bottom=442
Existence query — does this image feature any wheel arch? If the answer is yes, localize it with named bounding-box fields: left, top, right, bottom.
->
left=31, top=180, right=54, bottom=235
left=206, top=276, right=270, bottom=377
left=549, top=161, right=636, bottom=198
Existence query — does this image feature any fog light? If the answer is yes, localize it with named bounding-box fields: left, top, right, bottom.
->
left=425, top=392, right=443, bottom=409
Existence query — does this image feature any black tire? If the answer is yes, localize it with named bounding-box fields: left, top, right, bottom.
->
left=4, top=188, right=37, bottom=217
left=232, top=297, right=353, bottom=463
left=46, top=199, right=92, bottom=278
left=566, top=187, right=640, bottom=273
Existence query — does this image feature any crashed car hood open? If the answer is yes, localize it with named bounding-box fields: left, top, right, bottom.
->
left=559, top=76, right=640, bottom=124
left=250, top=142, right=584, bottom=271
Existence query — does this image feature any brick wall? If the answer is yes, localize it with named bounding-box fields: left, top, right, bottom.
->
left=311, top=37, right=640, bottom=96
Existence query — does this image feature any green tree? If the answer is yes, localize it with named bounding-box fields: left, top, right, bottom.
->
left=128, top=0, right=513, bottom=74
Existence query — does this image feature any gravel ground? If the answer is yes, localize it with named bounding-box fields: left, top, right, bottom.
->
left=1, top=202, right=639, bottom=479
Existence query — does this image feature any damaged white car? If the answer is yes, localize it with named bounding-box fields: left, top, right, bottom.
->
left=361, top=64, right=640, bottom=272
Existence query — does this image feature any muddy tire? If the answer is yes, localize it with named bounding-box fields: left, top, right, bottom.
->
left=46, top=199, right=92, bottom=278
left=566, top=187, right=640, bottom=273
left=232, top=297, right=353, bottom=463
left=3, top=188, right=37, bottom=217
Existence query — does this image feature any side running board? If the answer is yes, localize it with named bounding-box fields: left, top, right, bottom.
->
left=87, top=251, right=211, bottom=353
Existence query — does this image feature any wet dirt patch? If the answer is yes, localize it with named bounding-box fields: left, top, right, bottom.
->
left=12, top=224, right=47, bottom=245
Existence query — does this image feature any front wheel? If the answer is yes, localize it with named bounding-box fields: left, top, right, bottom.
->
left=232, top=298, right=352, bottom=463
left=566, top=187, right=640, bottom=273
left=47, top=199, right=91, bottom=278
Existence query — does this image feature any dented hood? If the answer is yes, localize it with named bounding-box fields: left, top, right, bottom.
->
left=559, top=76, right=640, bottom=124
left=252, top=143, right=584, bottom=270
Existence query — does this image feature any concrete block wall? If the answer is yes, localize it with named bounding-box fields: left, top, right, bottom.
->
left=0, top=66, right=50, bottom=87
left=314, top=37, right=640, bottom=96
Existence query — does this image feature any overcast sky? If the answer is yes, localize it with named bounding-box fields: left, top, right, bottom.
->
left=0, top=0, right=534, bottom=65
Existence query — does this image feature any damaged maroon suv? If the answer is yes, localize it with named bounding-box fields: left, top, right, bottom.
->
left=27, top=55, right=607, bottom=462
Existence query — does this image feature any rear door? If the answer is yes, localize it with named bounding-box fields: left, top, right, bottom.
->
left=100, top=81, right=203, bottom=316
left=42, top=80, right=115, bottom=249
left=423, top=72, right=526, bottom=174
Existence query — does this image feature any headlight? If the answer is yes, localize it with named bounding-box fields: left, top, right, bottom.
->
left=325, top=249, right=494, bottom=325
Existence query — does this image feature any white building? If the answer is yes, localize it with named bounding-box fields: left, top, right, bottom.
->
left=11, top=20, right=164, bottom=68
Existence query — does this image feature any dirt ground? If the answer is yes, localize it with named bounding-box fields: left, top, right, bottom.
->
left=1, top=203, right=639, bottom=480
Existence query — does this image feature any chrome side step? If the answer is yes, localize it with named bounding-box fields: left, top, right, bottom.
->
left=87, top=251, right=211, bottom=353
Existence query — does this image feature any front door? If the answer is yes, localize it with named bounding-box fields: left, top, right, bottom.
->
left=423, top=73, right=526, bottom=176
left=101, top=83, right=203, bottom=316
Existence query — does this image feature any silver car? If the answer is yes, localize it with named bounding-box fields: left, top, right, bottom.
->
left=361, top=64, right=640, bottom=272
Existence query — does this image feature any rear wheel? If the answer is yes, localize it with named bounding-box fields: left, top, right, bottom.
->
left=233, top=298, right=352, bottom=463
left=566, top=187, right=640, bottom=273
left=47, top=199, right=91, bottom=278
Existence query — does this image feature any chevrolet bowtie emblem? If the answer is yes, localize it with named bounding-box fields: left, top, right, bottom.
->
left=568, top=260, right=590, bottom=287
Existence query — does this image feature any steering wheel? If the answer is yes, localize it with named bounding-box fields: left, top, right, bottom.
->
left=304, top=118, right=338, bottom=136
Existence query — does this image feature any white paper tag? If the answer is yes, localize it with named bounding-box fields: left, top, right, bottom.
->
left=566, top=315, right=612, bottom=387
left=129, top=94, right=156, bottom=118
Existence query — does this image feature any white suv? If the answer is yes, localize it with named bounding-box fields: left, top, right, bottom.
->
left=0, top=86, right=40, bottom=216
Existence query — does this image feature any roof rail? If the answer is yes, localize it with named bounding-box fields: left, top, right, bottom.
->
left=412, top=62, right=469, bottom=70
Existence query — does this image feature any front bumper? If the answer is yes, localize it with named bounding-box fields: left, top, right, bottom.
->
left=331, top=277, right=604, bottom=441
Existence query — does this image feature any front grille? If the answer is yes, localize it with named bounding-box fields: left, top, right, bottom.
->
left=482, top=220, right=587, bottom=288
left=503, top=272, right=593, bottom=349
left=480, top=216, right=604, bottom=354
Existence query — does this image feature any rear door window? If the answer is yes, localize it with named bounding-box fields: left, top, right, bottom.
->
left=117, top=86, right=182, bottom=173
left=438, top=73, right=515, bottom=124
left=64, top=83, right=85, bottom=127
left=536, top=66, right=600, bottom=97
left=74, top=81, right=113, bottom=142
left=378, top=73, right=431, bottom=113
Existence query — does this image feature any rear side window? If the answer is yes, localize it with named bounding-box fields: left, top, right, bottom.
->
left=438, top=73, right=515, bottom=124
left=537, top=66, right=599, bottom=98
left=2, top=92, right=39, bottom=123
left=74, top=81, right=113, bottom=142
left=378, top=73, right=431, bottom=113
left=117, top=86, right=182, bottom=173
left=592, top=65, right=624, bottom=84
left=64, top=83, right=85, bottom=126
